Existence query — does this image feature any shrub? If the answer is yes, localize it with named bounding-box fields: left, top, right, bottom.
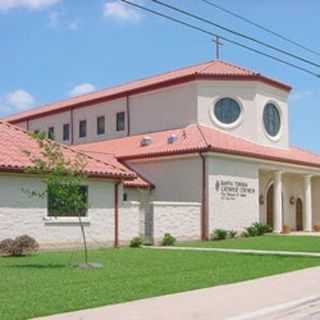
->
left=129, top=237, right=143, bottom=248
left=0, top=235, right=39, bottom=257
left=161, top=233, right=176, bottom=246
left=245, top=223, right=273, bottom=237
left=228, top=230, right=238, bottom=239
left=254, top=223, right=272, bottom=235
left=210, top=229, right=228, bottom=241
left=245, top=225, right=258, bottom=237
left=0, top=239, right=15, bottom=256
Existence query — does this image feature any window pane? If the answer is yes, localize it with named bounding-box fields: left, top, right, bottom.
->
left=116, top=112, right=125, bottom=131
left=79, top=120, right=87, bottom=138
left=97, top=116, right=105, bottom=135
left=263, top=103, right=280, bottom=137
left=48, top=185, right=88, bottom=217
left=214, top=98, right=241, bottom=124
left=48, top=127, right=55, bottom=140
left=63, top=123, right=70, bottom=141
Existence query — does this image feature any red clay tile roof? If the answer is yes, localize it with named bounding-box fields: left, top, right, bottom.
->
left=4, top=60, right=291, bottom=124
left=0, top=120, right=136, bottom=180
left=75, top=125, right=320, bottom=170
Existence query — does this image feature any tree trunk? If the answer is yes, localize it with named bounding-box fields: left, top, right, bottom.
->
left=78, top=215, right=88, bottom=265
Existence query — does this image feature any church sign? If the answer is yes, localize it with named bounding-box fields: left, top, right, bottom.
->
left=215, top=179, right=256, bottom=201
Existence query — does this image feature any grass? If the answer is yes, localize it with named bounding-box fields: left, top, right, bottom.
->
left=2, top=247, right=320, bottom=320
left=178, top=235, right=320, bottom=252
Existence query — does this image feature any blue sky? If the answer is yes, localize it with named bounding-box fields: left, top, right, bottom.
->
left=0, top=0, right=320, bottom=151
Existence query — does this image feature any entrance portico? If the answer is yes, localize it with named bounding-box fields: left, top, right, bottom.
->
left=259, top=169, right=316, bottom=233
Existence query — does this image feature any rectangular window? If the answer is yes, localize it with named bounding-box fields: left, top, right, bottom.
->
left=116, top=112, right=125, bottom=131
left=48, top=185, right=88, bottom=217
left=97, top=116, right=105, bottom=135
left=79, top=120, right=87, bottom=138
left=48, top=127, right=55, bottom=140
left=63, top=123, right=70, bottom=141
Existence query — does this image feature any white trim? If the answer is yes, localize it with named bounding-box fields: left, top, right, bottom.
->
left=209, top=96, right=244, bottom=130
left=151, top=201, right=201, bottom=207
left=43, top=216, right=90, bottom=225
left=207, top=152, right=320, bottom=175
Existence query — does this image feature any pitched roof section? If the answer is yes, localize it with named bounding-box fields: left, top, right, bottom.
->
left=75, top=125, right=320, bottom=170
left=0, top=120, right=136, bottom=180
left=5, top=60, right=291, bottom=124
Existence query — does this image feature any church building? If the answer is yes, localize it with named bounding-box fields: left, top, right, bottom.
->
left=4, top=60, right=320, bottom=244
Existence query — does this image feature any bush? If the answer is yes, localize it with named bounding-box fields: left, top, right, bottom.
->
left=161, top=233, right=176, bottom=246
left=0, top=239, right=15, bottom=256
left=245, top=223, right=273, bottom=237
left=210, top=229, right=228, bottom=241
left=228, top=230, right=238, bottom=239
left=129, top=237, right=143, bottom=248
left=0, top=235, right=39, bottom=257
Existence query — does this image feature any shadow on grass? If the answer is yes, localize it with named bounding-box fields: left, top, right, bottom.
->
left=4, top=263, right=67, bottom=269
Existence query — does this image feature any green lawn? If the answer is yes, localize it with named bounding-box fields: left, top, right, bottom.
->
left=2, top=248, right=320, bottom=320
left=178, top=235, right=320, bottom=252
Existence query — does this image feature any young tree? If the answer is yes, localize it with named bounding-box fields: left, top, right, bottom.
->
left=24, top=132, right=91, bottom=266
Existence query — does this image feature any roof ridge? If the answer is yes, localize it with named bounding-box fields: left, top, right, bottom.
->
left=4, top=60, right=215, bottom=121
left=215, top=60, right=258, bottom=75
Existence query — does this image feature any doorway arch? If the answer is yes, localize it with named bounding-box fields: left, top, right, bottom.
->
left=266, top=184, right=274, bottom=228
left=296, top=198, right=303, bottom=231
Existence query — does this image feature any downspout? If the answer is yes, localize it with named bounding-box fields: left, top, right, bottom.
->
left=200, top=153, right=209, bottom=240
left=26, top=119, right=30, bottom=131
left=70, top=108, right=74, bottom=145
left=126, top=95, right=131, bottom=136
left=114, top=182, right=120, bottom=248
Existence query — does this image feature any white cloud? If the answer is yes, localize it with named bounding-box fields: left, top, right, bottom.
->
left=0, top=0, right=61, bottom=11
left=0, top=89, right=35, bottom=114
left=68, top=83, right=96, bottom=97
left=103, top=0, right=142, bottom=22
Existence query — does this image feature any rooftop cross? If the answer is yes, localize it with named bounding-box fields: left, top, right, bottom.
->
left=212, top=36, right=224, bottom=60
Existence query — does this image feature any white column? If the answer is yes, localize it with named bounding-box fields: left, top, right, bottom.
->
left=304, top=175, right=313, bottom=232
left=273, top=171, right=283, bottom=233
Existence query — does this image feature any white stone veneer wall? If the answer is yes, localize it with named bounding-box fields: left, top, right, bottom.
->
left=151, top=201, right=201, bottom=241
left=0, top=175, right=140, bottom=249
left=119, top=201, right=141, bottom=243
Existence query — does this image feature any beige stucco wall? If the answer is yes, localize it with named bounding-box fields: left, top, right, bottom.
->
left=208, top=155, right=260, bottom=232
left=126, top=156, right=202, bottom=202
left=0, top=175, right=140, bottom=248
left=27, top=110, right=72, bottom=144
left=129, top=82, right=197, bottom=135
left=197, top=81, right=289, bottom=149
left=72, top=97, right=127, bottom=145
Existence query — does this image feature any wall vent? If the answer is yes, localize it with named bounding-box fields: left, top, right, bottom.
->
left=168, top=134, right=177, bottom=144
left=140, top=136, right=152, bottom=146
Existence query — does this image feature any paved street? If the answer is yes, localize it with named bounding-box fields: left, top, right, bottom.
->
left=35, top=266, right=320, bottom=320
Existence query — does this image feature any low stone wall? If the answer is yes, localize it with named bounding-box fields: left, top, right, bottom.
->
left=151, top=201, right=201, bottom=242
left=119, top=201, right=141, bottom=243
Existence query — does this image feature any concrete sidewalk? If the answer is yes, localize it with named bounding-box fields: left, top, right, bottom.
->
left=147, top=245, right=320, bottom=257
left=34, top=266, right=320, bottom=320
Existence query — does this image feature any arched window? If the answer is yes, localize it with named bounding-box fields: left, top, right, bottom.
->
left=263, top=103, right=281, bottom=137
left=214, top=98, right=241, bottom=125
